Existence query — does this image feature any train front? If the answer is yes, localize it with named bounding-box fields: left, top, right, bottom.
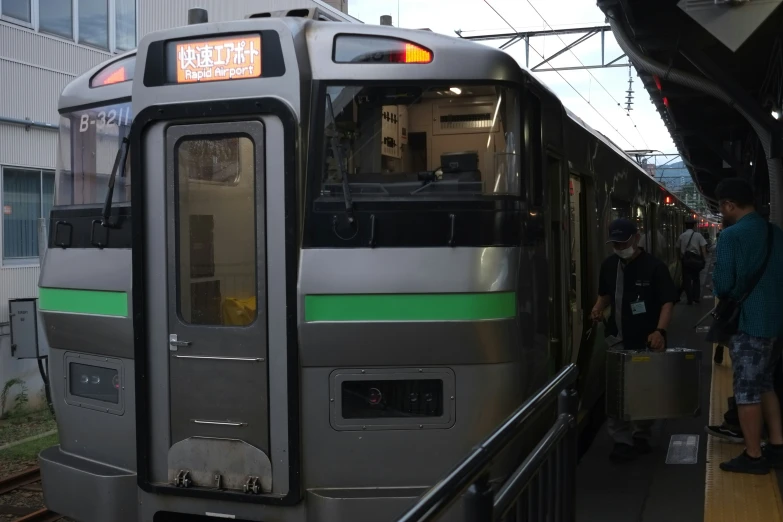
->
left=43, top=15, right=539, bottom=522
left=294, top=24, right=537, bottom=521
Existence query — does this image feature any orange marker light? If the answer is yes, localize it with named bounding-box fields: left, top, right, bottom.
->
left=90, top=56, right=135, bottom=88
left=403, top=43, right=432, bottom=63
left=101, top=67, right=126, bottom=85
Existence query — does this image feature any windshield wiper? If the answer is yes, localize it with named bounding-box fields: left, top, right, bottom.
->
left=325, top=94, right=354, bottom=225
left=101, top=136, right=130, bottom=227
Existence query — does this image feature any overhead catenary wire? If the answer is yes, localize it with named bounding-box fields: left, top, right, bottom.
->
left=482, top=0, right=636, bottom=149
left=518, top=0, right=650, bottom=149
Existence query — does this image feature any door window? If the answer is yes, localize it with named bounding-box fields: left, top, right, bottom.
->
left=176, top=135, right=257, bottom=326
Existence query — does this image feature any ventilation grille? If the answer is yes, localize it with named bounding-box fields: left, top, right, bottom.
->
left=433, top=99, right=497, bottom=134
left=439, top=113, right=492, bottom=130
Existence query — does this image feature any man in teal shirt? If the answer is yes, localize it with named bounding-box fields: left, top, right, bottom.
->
left=710, top=178, right=783, bottom=474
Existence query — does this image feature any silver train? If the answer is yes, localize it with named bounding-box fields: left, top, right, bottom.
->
left=37, top=7, right=702, bottom=522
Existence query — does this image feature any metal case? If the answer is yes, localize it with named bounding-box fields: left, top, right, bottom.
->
left=606, top=348, right=701, bottom=421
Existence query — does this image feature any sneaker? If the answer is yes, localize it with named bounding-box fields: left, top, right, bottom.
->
left=610, top=443, right=637, bottom=462
left=705, top=425, right=744, bottom=443
left=762, top=444, right=783, bottom=469
left=633, top=437, right=652, bottom=454
left=719, top=451, right=769, bottom=475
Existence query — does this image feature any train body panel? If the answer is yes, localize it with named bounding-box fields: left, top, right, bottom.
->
left=37, top=10, right=706, bottom=522
left=298, top=247, right=521, bottom=367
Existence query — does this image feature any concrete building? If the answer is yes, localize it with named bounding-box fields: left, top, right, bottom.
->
left=0, top=0, right=349, bottom=412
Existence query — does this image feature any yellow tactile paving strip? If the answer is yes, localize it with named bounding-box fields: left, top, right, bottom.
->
left=704, top=344, right=783, bottom=522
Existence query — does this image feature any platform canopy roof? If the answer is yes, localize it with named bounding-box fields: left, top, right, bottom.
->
left=596, top=0, right=783, bottom=212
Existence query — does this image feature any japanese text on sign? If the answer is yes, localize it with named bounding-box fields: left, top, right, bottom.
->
left=176, top=36, right=262, bottom=83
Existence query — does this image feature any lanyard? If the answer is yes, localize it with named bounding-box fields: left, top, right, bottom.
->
left=614, top=259, right=624, bottom=341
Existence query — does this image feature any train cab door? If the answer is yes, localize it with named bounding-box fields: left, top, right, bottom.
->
left=147, top=120, right=273, bottom=494
left=568, top=174, right=586, bottom=365
left=546, top=153, right=569, bottom=370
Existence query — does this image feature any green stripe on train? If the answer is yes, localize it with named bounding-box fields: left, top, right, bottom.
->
left=38, top=288, right=128, bottom=317
left=304, top=292, right=516, bottom=322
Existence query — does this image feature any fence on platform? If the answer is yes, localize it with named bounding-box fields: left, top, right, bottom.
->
left=396, top=363, right=579, bottom=522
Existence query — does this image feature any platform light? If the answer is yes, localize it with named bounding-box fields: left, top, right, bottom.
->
left=449, top=87, right=462, bottom=95
left=773, top=109, right=781, bottom=120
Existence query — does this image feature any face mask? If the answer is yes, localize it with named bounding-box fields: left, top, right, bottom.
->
left=615, top=246, right=635, bottom=259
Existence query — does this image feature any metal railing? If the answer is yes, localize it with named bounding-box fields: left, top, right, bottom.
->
left=396, top=363, right=579, bottom=522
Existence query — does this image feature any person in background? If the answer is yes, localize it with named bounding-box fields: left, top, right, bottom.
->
left=708, top=177, right=783, bottom=475
left=591, top=218, right=678, bottom=462
left=677, top=216, right=708, bottom=304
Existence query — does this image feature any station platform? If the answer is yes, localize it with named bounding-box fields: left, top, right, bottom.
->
left=575, top=261, right=783, bottom=522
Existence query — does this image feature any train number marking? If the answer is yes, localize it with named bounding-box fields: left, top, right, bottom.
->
left=79, top=107, right=131, bottom=132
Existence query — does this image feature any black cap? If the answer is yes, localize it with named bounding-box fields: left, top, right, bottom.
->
left=606, top=218, right=637, bottom=243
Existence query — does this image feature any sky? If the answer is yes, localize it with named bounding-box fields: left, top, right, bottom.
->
left=347, top=0, right=678, bottom=157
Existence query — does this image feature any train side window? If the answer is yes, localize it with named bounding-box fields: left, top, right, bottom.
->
left=634, top=204, right=648, bottom=251
left=658, top=208, right=668, bottom=262
left=609, top=197, right=630, bottom=221
left=175, top=135, right=257, bottom=326
left=660, top=208, right=673, bottom=265
left=526, top=94, right=542, bottom=206
left=568, top=175, right=586, bottom=364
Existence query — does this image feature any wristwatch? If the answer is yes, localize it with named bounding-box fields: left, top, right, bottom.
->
left=655, top=328, right=667, bottom=340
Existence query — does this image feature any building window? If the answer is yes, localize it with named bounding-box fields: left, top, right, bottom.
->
left=1, top=0, right=32, bottom=23
left=115, top=0, right=135, bottom=50
left=2, top=167, right=55, bottom=262
left=0, top=1, right=136, bottom=53
left=39, top=0, right=73, bottom=38
left=78, top=0, right=108, bottom=50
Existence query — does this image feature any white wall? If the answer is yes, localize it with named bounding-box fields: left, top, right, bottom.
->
left=0, top=21, right=112, bottom=323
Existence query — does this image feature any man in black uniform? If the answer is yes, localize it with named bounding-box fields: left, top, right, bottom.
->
left=591, top=218, right=678, bottom=461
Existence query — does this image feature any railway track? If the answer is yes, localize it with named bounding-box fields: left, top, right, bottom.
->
left=0, top=467, right=62, bottom=522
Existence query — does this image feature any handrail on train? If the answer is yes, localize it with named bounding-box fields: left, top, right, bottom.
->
left=395, top=363, right=579, bottom=522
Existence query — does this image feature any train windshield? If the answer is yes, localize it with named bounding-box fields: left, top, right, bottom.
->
left=55, top=101, right=132, bottom=206
left=318, top=84, right=521, bottom=200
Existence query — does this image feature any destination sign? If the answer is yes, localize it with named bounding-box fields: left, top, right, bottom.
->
left=175, top=35, right=262, bottom=83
